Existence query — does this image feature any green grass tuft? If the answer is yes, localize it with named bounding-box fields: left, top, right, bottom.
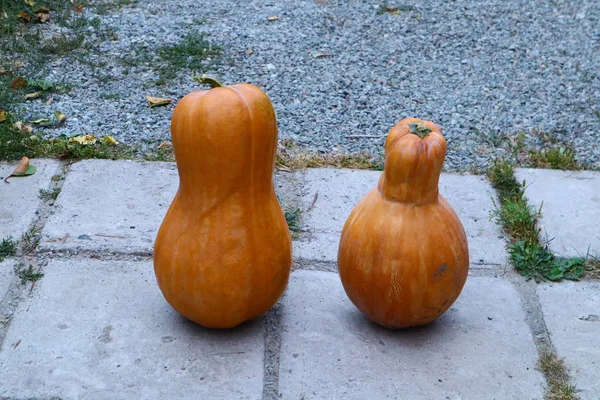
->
left=0, top=236, right=17, bottom=261
left=488, top=158, right=588, bottom=282
left=18, top=265, right=44, bottom=284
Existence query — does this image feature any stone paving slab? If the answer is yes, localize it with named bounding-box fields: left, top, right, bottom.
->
left=279, top=270, right=545, bottom=400
left=294, top=169, right=507, bottom=267
left=0, top=258, right=265, bottom=400
left=39, top=160, right=302, bottom=255
left=0, top=259, right=16, bottom=303
left=0, top=159, right=61, bottom=240
left=514, top=168, right=600, bottom=258
left=39, top=160, right=178, bottom=254
left=537, top=281, right=600, bottom=400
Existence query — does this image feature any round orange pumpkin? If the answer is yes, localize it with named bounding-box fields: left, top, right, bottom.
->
left=338, top=118, right=469, bottom=329
left=154, top=76, right=292, bottom=329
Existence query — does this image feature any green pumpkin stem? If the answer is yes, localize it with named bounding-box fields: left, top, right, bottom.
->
left=409, top=122, right=432, bottom=139
left=193, top=74, right=223, bottom=88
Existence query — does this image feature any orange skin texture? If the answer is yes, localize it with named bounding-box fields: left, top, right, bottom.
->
left=338, top=118, right=469, bottom=329
left=154, top=83, right=292, bottom=329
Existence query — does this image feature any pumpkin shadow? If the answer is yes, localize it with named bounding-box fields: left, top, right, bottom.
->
left=345, top=306, right=459, bottom=346
left=162, top=304, right=266, bottom=343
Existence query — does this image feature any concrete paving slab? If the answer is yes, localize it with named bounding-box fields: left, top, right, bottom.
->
left=295, top=168, right=507, bottom=266
left=537, top=281, right=600, bottom=400
left=0, top=159, right=61, bottom=240
left=39, top=160, right=178, bottom=254
left=279, top=270, right=544, bottom=400
left=40, top=160, right=302, bottom=254
left=0, top=258, right=265, bottom=400
left=0, top=258, right=16, bottom=303
left=514, top=169, right=600, bottom=258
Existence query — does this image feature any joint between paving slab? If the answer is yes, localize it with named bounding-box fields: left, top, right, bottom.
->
left=262, top=302, right=283, bottom=400
left=0, top=161, right=69, bottom=348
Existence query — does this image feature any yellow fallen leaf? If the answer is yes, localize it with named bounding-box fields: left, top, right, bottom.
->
left=4, top=156, right=36, bottom=183
left=24, top=91, right=41, bottom=100
left=54, top=111, right=67, bottom=123
left=267, top=16, right=279, bottom=21
left=24, top=0, right=35, bottom=6
left=146, top=96, right=171, bottom=108
left=36, top=11, right=50, bottom=23
left=14, top=121, right=33, bottom=133
left=0, top=110, right=6, bottom=122
left=157, top=141, right=172, bottom=150
left=17, top=10, right=31, bottom=23
left=69, top=134, right=97, bottom=145
left=102, top=136, right=119, bottom=145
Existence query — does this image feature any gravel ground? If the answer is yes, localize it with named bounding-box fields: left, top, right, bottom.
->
left=16, top=0, right=600, bottom=169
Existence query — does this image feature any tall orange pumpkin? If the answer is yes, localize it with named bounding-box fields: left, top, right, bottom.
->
left=154, top=76, right=292, bottom=329
left=338, top=118, right=469, bottom=329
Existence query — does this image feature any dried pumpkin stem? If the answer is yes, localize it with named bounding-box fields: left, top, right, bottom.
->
left=409, top=122, right=432, bottom=139
left=193, top=74, right=223, bottom=88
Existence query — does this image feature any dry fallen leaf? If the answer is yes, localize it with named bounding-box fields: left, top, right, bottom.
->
left=0, top=110, right=6, bottom=122
left=102, top=136, right=119, bottom=145
left=69, top=134, right=97, bottom=145
left=54, top=111, right=67, bottom=123
left=75, top=3, right=83, bottom=13
left=35, top=5, right=49, bottom=13
left=146, top=96, right=171, bottom=108
left=36, top=11, right=50, bottom=23
left=4, top=156, right=37, bottom=183
left=0, top=68, right=8, bottom=75
left=267, top=16, right=279, bottom=21
left=45, top=97, right=54, bottom=105
left=30, top=118, right=50, bottom=124
left=24, top=91, right=41, bottom=100
left=157, top=141, right=172, bottom=150
left=24, top=0, right=36, bottom=6
left=9, top=77, right=27, bottom=89
left=245, top=49, right=254, bottom=55
left=312, top=51, right=332, bottom=58
left=17, top=10, right=31, bottom=23
left=14, top=121, right=33, bottom=133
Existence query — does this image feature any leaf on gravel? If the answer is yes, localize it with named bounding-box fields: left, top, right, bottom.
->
left=146, top=96, right=171, bottom=108
left=17, top=10, right=31, bottom=23
left=312, top=51, right=332, bottom=58
left=69, top=134, right=97, bottom=145
left=45, top=97, right=54, bottom=105
left=54, top=111, right=67, bottom=123
left=9, top=77, right=27, bottom=89
left=35, top=6, right=49, bottom=13
left=0, top=110, right=6, bottom=122
left=36, top=11, right=50, bottom=23
left=0, top=68, right=8, bottom=75
left=4, top=156, right=36, bottom=183
left=245, top=49, right=254, bottom=55
left=267, top=16, right=279, bottom=21
left=14, top=121, right=33, bottom=133
left=102, top=136, right=119, bottom=145
left=24, top=0, right=36, bottom=6
left=24, top=91, right=41, bottom=100
left=31, top=118, right=50, bottom=124
left=157, top=141, right=172, bottom=150
left=75, top=3, right=83, bottom=13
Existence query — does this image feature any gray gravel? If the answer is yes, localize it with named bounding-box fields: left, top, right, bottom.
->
left=19, top=0, right=600, bottom=169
